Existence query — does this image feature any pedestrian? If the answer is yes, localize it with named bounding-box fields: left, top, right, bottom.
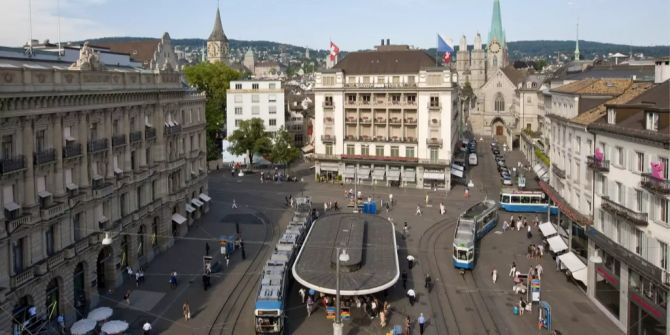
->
left=527, top=225, right=533, bottom=239
left=205, top=242, right=210, bottom=256
left=299, top=287, right=306, bottom=303
left=182, top=302, right=191, bottom=321
left=124, top=289, right=131, bottom=305
left=170, top=271, right=178, bottom=288
left=502, top=220, right=509, bottom=231
left=385, top=201, right=390, bottom=213
left=260, top=174, right=263, bottom=183
left=538, top=243, right=544, bottom=258
left=401, top=271, right=408, bottom=289
left=324, top=202, right=328, bottom=212
left=232, top=199, right=238, bottom=209
left=416, top=205, right=422, bottom=216
left=536, top=264, right=544, bottom=280
left=407, top=289, right=416, bottom=305
left=56, top=314, right=65, bottom=334
left=418, top=313, right=426, bottom=334
left=135, top=271, right=141, bottom=287
left=407, top=255, right=415, bottom=269
left=404, top=315, right=412, bottom=335
left=126, top=266, right=134, bottom=279
left=556, top=255, right=561, bottom=270
left=389, top=193, right=393, bottom=206
left=440, top=202, right=446, bottom=215
left=241, top=242, right=246, bottom=260
left=492, top=268, right=498, bottom=283
left=464, top=187, right=470, bottom=198
left=509, top=262, right=517, bottom=277
left=425, top=193, right=430, bottom=206
left=306, top=296, right=314, bottom=317
left=403, top=222, right=409, bottom=239
left=139, top=268, right=145, bottom=284
left=142, top=321, right=152, bottom=334
left=424, top=273, right=432, bottom=290
left=225, top=254, right=230, bottom=267
left=518, top=299, right=526, bottom=315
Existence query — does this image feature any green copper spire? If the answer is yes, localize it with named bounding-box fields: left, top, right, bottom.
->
left=574, top=21, right=581, bottom=60
left=488, top=0, right=506, bottom=47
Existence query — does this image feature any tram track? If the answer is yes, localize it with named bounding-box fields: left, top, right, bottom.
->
left=207, top=211, right=279, bottom=335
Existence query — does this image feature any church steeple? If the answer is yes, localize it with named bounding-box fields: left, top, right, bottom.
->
left=574, top=21, right=581, bottom=61
left=207, top=5, right=229, bottom=63
left=488, top=0, right=506, bottom=47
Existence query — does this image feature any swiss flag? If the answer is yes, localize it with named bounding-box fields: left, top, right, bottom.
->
left=329, top=41, right=340, bottom=61
left=443, top=52, right=452, bottom=64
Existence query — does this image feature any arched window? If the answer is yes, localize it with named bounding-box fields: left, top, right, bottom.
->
left=494, top=94, right=505, bottom=112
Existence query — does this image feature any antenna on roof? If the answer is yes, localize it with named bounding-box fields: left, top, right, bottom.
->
left=26, top=0, right=34, bottom=57
left=57, top=0, right=63, bottom=58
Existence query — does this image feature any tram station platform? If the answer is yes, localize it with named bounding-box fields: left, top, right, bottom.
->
left=292, top=213, right=399, bottom=295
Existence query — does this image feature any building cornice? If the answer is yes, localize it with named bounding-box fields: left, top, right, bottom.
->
left=587, top=123, right=670, bottom=149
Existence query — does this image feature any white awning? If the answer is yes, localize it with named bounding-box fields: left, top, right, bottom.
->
left=547, top=235, right=568, bottom=253
left=558, top=252, right=587, bottom=274
left=4, top=202, right=20, bottom=211
left=539, top=222, right=558, bottom=237
left=402, top=169, right=416, bottom=182
left=66, top=183, right=78, bottom=191
left=199, top=193, right=211, bottom=202
left=387, top=169, right=401, bottom=181
left=64, top=135, right=76, bottom=141
left=172, top=213, right=187, bottom=225
left=192, top=198, right=204, bottom=207
left=423, top=171, right=445, bottom=180
left=372, top=168, right=385, bottom=180
left=343, top=166, right=356, bottom=178
left=114, top=168, right=123, bottom=175
left=320, top=163, right=339, bottom=172
left=533, top=163, right=549, bottom=181
left=451, top=164, right=464, bottom=172
left=357, top=167, right=371, bottom=179
left=451, top=169, right=464, bottom=178
left=185, top=204, right=196, bottom=213
left=572, top=268, right=588, bottom=286
left=301, top=144, right=314, bottom=154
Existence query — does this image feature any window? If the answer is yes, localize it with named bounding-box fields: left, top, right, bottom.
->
left=361, top=145, right=369, bottom=156
left=252, top=83, right=259, bottom=90
left=252, top=106, right=260, bottom=115
left=615, top=147, right=623, bottom=166
left=616, top=182, right=623, bottom=203
left=607, top=108, right=616, bottom=124
left=269, top=119, right=277, bottom=126
left=376, top=76, right=384, bottom=84
left=269, top=83, right=276, bottom=89
left=12, top=238, right=24, bottom=273
left=73, top=212, right=82, bottom=241
left=234, top=107, right=242, bottom=115
left=120, top=193, right=128, bottom=216
left=430, top=148, right=439, bottom=161
left=636, top=189, right=644, bottom=212
left=598, top=174, right=607, bottom=195
left=234, top=83, right=242, bottom=89
left=269, top=106, right=277, bottom=114
left=90, top=122, right=98, bottom=140
left=494, top=93, right=505, bottom=112
left=234, top=95, right=242, bottom=103
left=636, top=152, right=644, bottom=172
left=635, top=229, right=643, bottom=254
left=324, top=96, right=333, bottom=106
left=407, top=76, right=415, bottom=84
left=575, top=136, right=581, bottom=154
left=660, top=241, right=668, bottom=271
left=325, top=144, right=333, bottom=156
left=390, top=146, right=399, bottom=157
left=661, top=157, right=669, bottom=179
left=375, top=146, right=384, bottom=156
left=346, top=144, right=355, bottom=155
left=429, top=96, right=440, bottom=107
left=405, top=147, right=415, bottom=158
left=235, top=120, right=241, bottom=127
left=252, top=95, right=259, bottom=103
left=36, top=129, right=46, bottom=152
left=45, top=225, right=55, bottom=256
left=646, top=112, right=659, bottom=131
left=614, top=219, right=621, bottom=243
left=269, top=94, right=277, bottom=102
left=2, top=134, right=13, bottom=158
left=660, top=198, right=669, bottom=224
left=322, top=76, right=335, bottom=86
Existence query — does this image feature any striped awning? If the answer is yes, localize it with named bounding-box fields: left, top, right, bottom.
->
left=402, top=169, right=416, bottom=182
left=372, top=168, right=386, bottom=180
left=387, top=169, right=401, bottom=181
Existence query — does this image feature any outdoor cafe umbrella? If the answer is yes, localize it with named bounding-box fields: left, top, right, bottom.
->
left=101, top=320, right=129, bottom=334
left=70, top=318, right=96, bottom=335
left=87, top=306, right=113, bottom=322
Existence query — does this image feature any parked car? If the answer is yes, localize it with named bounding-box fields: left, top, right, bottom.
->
left=469, top=153, right=478, bottom=166
left=501, top=173, right=512, bottom=185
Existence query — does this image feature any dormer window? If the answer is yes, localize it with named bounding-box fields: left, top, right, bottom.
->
left=646, top=112, right=659, bottom=131
left=607, top=108, right=616, bottom=125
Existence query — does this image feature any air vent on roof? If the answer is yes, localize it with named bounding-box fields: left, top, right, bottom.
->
left=606, top=82, right=613, bottom=87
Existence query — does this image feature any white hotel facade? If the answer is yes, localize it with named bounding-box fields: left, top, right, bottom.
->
left=226, top=80, right=285, bottom=136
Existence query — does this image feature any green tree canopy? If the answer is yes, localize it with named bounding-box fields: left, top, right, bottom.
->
left=226, top=118, right=271, bottom=167
left=267, top=126, right=300, bottom=167
left=183, top=62, right=242, bottom=160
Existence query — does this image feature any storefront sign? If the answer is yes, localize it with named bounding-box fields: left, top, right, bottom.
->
left=596, top=266, right=620, bottom=288
left=631, top=293, right=664, bottom=320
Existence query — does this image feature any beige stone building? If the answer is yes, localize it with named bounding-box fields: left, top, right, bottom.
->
left=0, top=42, right=208, bottom=333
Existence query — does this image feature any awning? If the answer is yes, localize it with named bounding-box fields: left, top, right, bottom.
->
left=66, top=183, right=78, bottom=191
left=192, top=198, right=204, bottom=208
left=172, top=213, right=187, bottom=225
left=387, top=169, right=401, bottom=181
left=372, top=168, right=386, bottom=180
left=199, top=193, right=211, bottom=202
left=533, top=163, right=549, bottom=181
left=423, top=171, right=445, bottom=180
left=539, top=222, right=558, bottom=237
left=185, top=204, right=196, bottom=213
left=320, top=163, right=339, bottom=172
left=357, top=167, right=371, bottom=179
left=4, top=202, right=20, bottom=211
left=344, top=166, right=356, bottom=178
left=547, top=235, right=568, bottom=253
left=538, top=180, right=592, bottom=226
left=65, top=135, right=76, bottom=141
left=451, top=164, right=464, bottom=172
left=558, top=252, right=587, bottom=274
left=572, top=268, right=588, bottom=286
left=403, top=169, right=416, bottom=182
left=301, top=144, right=314, bottom=154
left=451, top=169, right=464, bottom=178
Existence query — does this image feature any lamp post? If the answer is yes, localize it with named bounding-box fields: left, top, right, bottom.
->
left=333, top=248, right=350, bottom=335
left=353, top=169, right=358, bottom=213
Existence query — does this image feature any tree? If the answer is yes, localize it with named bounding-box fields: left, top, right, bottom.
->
left=267, top=126, right=300, bottom=169
left=183, top=62, right=242, bottom=161
left=226, top=118, right=271, bottom=167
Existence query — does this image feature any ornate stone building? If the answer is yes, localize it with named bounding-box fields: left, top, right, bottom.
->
left=0, top=41, right=209, bottom=333
left=207, top=7, right=229, bottom=64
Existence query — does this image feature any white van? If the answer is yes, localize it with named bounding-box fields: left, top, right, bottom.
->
left=468, top=153, right=478, bottom=166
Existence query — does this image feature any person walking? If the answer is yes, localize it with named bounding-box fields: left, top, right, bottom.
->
left=232, top=199, right=238, bottom=209
left=416, top=205, right=422, bottom=216
left=299, top=288, right=306, bottom=303
left=509, top=262, right=517, bottom=277
left=407, top=255, right=415, bottom=269
left=425, top=193, right=430, bottom=206
left=389, top=193, right=393, bottom=206
left=464, top=187, right=470, bottom=198
left=225, top=254, right=230, bottom=267
left=492, top=268, right=498, bottom=284
left=205, top=242, right=210, bottom=256
left=306, top=295, right=314, bottom=317
left=402, top=271, right=408, bottom=289
left=424, top=273, right=432, bottom=290
left=407, top=289, right=416, bottom=305
left=536, top=264, right=544, bottom=280
left=440, top=202, right=446, bottom=215
left=124, top=289, right=131, bottom=305
left=418, top=313, right=426, bottom=334
left=404, top=315, right=412, bottom=335
left=142, top=321, right=152, bottom=335
left=135, top=271, right=141, bottom=287
left=182, top=302, right=191, bottom=321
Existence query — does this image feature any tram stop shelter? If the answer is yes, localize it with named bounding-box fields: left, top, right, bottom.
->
left=292, top=214, right=399, bottom=295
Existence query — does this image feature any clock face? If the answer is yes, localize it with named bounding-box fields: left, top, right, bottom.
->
left=489, top=41, right=501, bottom=54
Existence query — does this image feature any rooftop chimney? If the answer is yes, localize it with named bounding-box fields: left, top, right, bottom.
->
left=386, top=38, right=390, bottom=45
left=381, top=39, right=384, bottom=46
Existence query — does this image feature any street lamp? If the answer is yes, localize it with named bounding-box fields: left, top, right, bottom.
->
left=101, top=233, right=113, bottom=246
left=333, top=248, right=350, bottom=335
left=589, top=249, right=603, bottom=264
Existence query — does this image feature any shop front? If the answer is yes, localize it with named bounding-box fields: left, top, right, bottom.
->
left=319, top=162, right=340, bottom=182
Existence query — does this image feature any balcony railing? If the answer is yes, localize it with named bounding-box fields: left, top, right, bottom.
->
left=88, top=138, right=108, bottom=153
left=587, top=156, right=610, bottom=172
left=404, top=118, right=417, bottom=125
left=10, top=269, right=33, bottom=288
left=359, top=117, right=372, bottom=124
left=428, top=103, right=441, bottom=109
left=145, top=127, right=157, bottom=140
left=389, top=118, right=402, bottom=124
left=552, top=163, right=566, bottom=179
left=165, top=124, right=182, bottom=136
left=418, top=158, right=450, bottom=166
left=7, top=214, right=32, bottom=234
left=321, top=135, right=336, bottom=143
left=129, top=131, right=143, bottom=144
left=34, top=148, right=56, bottom=165
left=345, top=117, right=357, bottom=124
left=47, top=252, right=65, bottom=270
left=323, top=101, right=334, bottom=108
left=0, top=155, right=26, bottom=174
left=426, top=138, right=443, bottom=147
left=344, top=135, right=356, bottom=141
left=402, top=137, right=418, bottom=143
left=40, top=202, right=68, bottom=221
left=374, top=117, right=387, bottom=123
left=641, top=173, right=670, bottom=195
left=601, top=196, right=648, bottom=226
left=112, top=134, right=127, bottom=147
left=63, top=142, right=82, bottom=158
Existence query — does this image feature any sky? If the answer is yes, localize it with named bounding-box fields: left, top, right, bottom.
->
left=1, top=0, right=668, bottom=51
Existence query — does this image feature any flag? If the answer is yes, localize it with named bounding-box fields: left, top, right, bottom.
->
left=329, top=41, right=340, bottom=61
left=437, top=34, right=455, bottom=64
left=651, top=161, right=665, bottom=180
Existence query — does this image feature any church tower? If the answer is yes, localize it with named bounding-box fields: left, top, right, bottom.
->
left=243, top=48, right=255, bottom=73
left=470, top=33, right=486, bottom=90
left=456, top=35, right=471, bottom=86
left=574, top=22, right=581, bottom=61
left=486, top=0, right=508, bottom=80
left=207, top=6, right=229, bottom=64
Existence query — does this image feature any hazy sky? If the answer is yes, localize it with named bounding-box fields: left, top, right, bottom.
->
left=1, top=0, right=668, bottom=50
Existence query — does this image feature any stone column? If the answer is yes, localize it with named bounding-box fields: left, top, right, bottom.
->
left=122, top=107, right=131, bottom=171
left=22, top=118, right=36, bottom=210
left=53, top=114, right=65, bottom=198
left=105, top=109, right=114, bottom=179
left=619, top=263, right=629, bottom=330
left=156, top=104, right=166, bottom=162
left=79, top=113, right=89, bottom=188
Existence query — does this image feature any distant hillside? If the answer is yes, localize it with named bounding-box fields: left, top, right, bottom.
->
left=84, top=37, right=669, bottom=60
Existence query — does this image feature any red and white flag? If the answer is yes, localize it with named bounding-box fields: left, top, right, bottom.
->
left=329, top=41, right=340, bottom=61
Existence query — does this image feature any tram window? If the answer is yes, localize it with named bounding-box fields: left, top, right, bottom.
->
left=458, top=250, right=468, bottom=260
left=521, top=196, right=530, bottom=204
left=468, top=250, right=474, bottom=260
left=502, top=195, right=511, bottom=203
left=530, top=196, right=540, bottom=204
left=453, top=249, right=458, bottom=258
left=511, top=196, right=520, bottom=203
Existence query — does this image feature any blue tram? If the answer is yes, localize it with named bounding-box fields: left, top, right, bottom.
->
left=499, top=189, right=558, bottom=215
left=452, top=200, right=498, bottom=270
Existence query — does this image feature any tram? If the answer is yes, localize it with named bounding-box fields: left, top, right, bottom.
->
left=452, top=200, right=498, bottom=270
left=499, top=189, right=558, bottom=214
left=254, top=197, right=312, bottom=334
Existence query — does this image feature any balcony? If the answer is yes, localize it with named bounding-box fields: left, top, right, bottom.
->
left=34, top=148, right=56, bottom=165
left=10, top=269, right=34, bottom=288
left=359, top=117, right=372, bottom=124
left=587, top=156, right=610, bottom=172
left=165, top=124, right=182, bottom=136
left=430, top=118, right=441, bottom=126
left=374, top=117, right=387, bottom=123
left=129, top=131, right=143, bottom=144
left=374, top=135, right=386, bottom=142
left=63, top=142, right=82, bottom=158
left=92, top=179, right=114, bottom=198
left=75, top=238, right=89, bottom=254
left=601, top=196, right=648, bottom=226
left=6, top=214, right=32, bottom=234
left=0, top=155, right=26, bottom=174
left=321, top=135, right=336, bottom=143
left=145, top=127, right=157, bottom=140
left=323, top=101, right=334, bottom=108
left=641, top=173, right=670, bottom=195
left=47, top=252, right=65, bottom=270
left=88, top=138, right=108, bottom=153
left=552, top=163, right=566, bottom=179
left=324, top=117, right=334, bottom=124
left=402, top=136, right=418, bottom=143
left=112, top=134, right=127, bottom=147
left=404, top=118, right=417, bottom=125
left=419, top=158, right=450, bottom=166
left=426, top=138, right=442, bottom=147
left=345, top=116, right=357, bottom=124
left=41, top=202, right=68, bottom=221
left=389, top=117, right=402, bottom=125
left=428, top=103, right=441, bottom=110
left=344, top=135, right=356, bottom=141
